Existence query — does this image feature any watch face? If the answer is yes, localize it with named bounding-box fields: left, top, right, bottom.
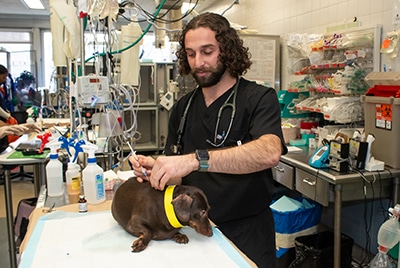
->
left=196, top=150, right=209, bottom=160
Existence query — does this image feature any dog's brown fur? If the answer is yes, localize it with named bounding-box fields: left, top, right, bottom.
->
left=111, top=178, right=213, bottom=252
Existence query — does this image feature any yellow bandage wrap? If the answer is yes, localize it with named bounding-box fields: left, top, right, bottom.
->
left=164, top=185, right=183, bottom=228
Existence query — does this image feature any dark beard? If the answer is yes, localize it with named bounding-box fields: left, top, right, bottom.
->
left=192, top=62, right=227, bottom=87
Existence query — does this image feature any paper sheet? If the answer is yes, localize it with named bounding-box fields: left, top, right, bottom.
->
left=20, top=211, right=251, bottom=268
left=287, top=146, right=303, bottom=153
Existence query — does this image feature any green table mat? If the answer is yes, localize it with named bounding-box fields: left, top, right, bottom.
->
left=7, top=149, right=50, bottom=159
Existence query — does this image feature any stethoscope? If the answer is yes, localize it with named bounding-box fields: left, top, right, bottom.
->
left=172, top=78, right=239, bottom=155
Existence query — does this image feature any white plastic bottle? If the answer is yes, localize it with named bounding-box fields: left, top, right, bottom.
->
left=65, top=162, right=81, bottom=204
left=82, top=144, right=105, bottom=204
left=46, top=141, right=64, bottom=197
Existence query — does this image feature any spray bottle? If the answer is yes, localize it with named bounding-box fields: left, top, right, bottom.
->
left=81, top=142, right=105, bottom=204
left=65, top=139, right=85, bottom=203
left=46, top=141, right=64, bottom=197
left=65, top=160, right=81, bottom=204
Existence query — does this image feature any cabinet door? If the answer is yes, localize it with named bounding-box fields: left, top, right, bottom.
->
left=295, top=169, right=329, bottom=206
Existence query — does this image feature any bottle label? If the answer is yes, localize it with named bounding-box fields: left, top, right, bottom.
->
left=79, top=202, right=87, bottom=213
left=95, top=174, right=105, bottom=200
left=71, top=176, right=81, bottom=191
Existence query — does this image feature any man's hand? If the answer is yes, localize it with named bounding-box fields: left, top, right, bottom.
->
left=149, top=154, right=197, bottom=190
left=128, top=154, right=155, bottom=182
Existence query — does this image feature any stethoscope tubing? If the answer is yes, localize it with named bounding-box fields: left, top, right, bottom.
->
left=174, top=78, right=240, bottom=153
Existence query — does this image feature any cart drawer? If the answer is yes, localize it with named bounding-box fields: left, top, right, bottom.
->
left=272, top=161, right=294, bottom=190
left=295, top=169, right=329, bottom=206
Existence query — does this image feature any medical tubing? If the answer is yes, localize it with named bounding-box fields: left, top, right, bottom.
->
left=84, top=0, right=167, bottom=64
left=123, top=85, right=138, bottom=134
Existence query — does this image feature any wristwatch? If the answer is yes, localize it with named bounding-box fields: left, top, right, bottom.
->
left=195, top=149, right=209, bottom=172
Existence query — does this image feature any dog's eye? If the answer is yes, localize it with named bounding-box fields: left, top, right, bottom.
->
left=199, top=210, right=207, bottom=217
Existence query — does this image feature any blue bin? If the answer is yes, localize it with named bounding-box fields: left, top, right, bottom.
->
left=271, top=197, right=322, bottom=258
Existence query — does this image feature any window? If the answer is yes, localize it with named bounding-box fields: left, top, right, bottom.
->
left=0, top=29, right=35, bottom=84
left=43, top=31, right=55, bottom=89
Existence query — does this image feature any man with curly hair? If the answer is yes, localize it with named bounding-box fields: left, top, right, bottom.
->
left=130, top=12, right=287, bottom=267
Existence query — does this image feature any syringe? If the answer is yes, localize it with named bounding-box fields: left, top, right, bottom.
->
left=126, top=141, right=148, bottom=179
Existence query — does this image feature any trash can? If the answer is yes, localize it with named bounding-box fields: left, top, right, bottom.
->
left=288, top=230, right=354, bottom=268
left=270, top=196, right=322, bottom=267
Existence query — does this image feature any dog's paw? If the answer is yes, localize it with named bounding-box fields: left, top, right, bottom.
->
left=131, top=238, right=148, bottom=252
left=172, top=233, right=189, bottom=244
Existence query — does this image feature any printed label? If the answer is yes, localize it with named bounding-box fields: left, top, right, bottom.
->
left=95, top=174, right=105, bottom=199
left=71, top=176, right=81, bottom=191
left=79, top=202, right=87, bottom=213
left=375, top=104, right=392, bottom=130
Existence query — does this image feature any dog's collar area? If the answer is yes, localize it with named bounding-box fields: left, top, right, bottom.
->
left=164, top=185, right=184, bottom=228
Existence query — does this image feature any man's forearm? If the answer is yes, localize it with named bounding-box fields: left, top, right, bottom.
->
left=207, top=134, right=282, bottom=174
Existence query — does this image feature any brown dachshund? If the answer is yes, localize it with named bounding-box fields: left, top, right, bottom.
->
left=111, top=178, right=213, bottom=252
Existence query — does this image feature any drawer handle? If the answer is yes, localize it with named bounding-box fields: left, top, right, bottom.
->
left=302, top=178, right=316, bottom=186
left=274, top=166, right=285, bottom=173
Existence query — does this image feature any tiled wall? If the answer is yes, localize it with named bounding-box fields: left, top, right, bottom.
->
left=203, top=0, right=398, bottom=89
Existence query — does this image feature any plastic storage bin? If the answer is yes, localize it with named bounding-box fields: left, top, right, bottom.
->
left=361, top=95, right=400, bottom=168
left=289, top=231, right=354, bottom=268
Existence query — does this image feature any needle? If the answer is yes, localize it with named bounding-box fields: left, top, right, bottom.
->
left=132, top=150, right=148, bottom=178
left=126, top=141, right=148, bottom=179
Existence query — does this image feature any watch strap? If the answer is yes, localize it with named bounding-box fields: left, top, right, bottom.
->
left=195, top=149, right=209, bottom=172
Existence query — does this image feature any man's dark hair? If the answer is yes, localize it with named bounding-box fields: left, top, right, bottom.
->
left=176, top=12, right=252, bottom=77
left=0, top=65, right=8, bottom=75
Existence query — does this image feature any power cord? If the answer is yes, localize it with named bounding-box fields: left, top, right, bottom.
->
left=352, top=168, right=376, bottom=265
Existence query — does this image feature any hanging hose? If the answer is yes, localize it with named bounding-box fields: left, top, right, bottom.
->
left=84, top=0, right=167, bottom=63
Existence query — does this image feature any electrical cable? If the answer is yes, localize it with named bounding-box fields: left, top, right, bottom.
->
left=384, top=168, right=394, bottom=209
left=129, top=0, right=198, bottom=24
left=353, top=168, right=376, bottom=266
left=73, top=0, right=166, bottom=171
left=376, top=171, right=387, bottom=220
left=221, top=0, right=238, bottom=16
left=84, top=0, right=167, bottom=64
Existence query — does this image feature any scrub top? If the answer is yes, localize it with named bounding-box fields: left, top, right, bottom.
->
left=165, top=77, right=287, bottom=225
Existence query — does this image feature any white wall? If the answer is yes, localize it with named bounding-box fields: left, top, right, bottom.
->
left=201, top=0, right=399, bottom=89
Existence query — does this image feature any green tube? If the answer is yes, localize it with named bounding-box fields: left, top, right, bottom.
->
left=84, top=0, right=167, bottom=63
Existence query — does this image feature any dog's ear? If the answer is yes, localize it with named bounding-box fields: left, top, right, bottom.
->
left=171, top=194, right=193, bottom=222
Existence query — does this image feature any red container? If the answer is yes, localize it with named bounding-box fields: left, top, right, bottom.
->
left=366, top=85, right=400, bottom=98
left=300, top=120, right=318, bottom=130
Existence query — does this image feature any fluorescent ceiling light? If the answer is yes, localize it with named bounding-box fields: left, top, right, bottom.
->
left=21, top=0, right=45, bottom=10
